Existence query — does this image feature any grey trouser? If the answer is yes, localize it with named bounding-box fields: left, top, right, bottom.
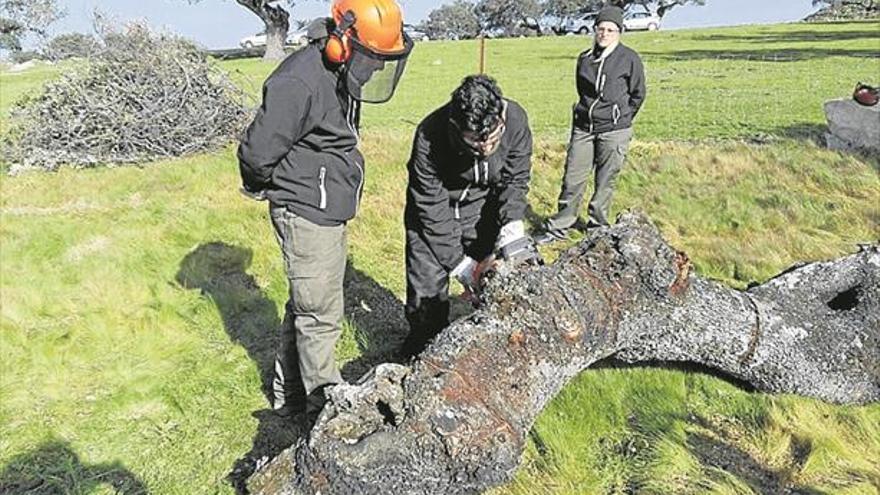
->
left=546, top=125, right=633, bottom=230
left=269, top=204, right=345, bottom=409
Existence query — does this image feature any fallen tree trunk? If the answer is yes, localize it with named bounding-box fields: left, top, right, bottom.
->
left=249, top=212, right=879, bottom=495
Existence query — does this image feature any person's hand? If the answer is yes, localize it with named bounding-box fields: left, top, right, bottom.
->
left=499, top=236, right=543, bottom=266
left=497, top=221, right=543, bottom=266
left=239, top=185, right=267, bottom=201
left=451, top=256, right=497, bottom=307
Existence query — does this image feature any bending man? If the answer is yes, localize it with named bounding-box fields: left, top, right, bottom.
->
left=402, top=75, right=540, bottom=358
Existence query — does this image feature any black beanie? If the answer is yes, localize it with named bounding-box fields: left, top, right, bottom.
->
left=595, top=6, right=624, bottom=31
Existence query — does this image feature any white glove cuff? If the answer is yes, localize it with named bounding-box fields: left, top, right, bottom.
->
left=450, top=256, right=478, bottom=279
left=497, top=220, right=525, bottom=249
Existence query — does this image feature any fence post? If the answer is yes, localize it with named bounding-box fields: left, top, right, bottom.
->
left=479, top=35, right=486, bottom=74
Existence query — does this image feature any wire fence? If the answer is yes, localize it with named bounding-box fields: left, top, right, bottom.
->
left=347, top=32, right=880, bottom=142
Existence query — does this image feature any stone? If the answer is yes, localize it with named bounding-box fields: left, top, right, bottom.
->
left=824, top=98, right=880, bottom=155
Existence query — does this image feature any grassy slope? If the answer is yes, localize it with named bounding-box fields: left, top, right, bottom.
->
left=1, top=21, right=879, bottom=494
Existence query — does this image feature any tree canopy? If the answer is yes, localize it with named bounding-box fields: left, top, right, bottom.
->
left=424, top=0, right=707, bottom=39
left=422, top=0, right=482, bottom=40
left=0, top=0, right=64, bottom=52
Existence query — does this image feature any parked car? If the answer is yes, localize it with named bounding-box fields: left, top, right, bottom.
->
left=483, top=26, right=508, bottom=39
left=287, top=25, right=310, bottom=46
left=558, top=12, right=598, bottom=35
left=404, top=24, right=430, bottom=42
left=522, top=15, right=563, bottom=36
left=239, top=25, right=310, bottom=50
left=623, top=11, right=661, bottom=31
left=239, top=31, right=267, bottom=50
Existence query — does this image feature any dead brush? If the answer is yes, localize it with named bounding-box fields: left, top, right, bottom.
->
left=2, top=23, right=253, bottom=173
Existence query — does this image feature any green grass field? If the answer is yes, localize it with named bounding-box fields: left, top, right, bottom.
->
left=1, top=21, right=879, bottom=494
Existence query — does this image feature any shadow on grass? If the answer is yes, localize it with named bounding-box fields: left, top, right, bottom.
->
left=692, top=28, right=880, bottom=44
left=775, top=123, right=880, bottom=172
left=591, top=357, right=758, bottom=394
left=687, top=415, right=829, bottom=495
left=339, top=265, right=408, bottom=381
left=176, top=242, right=278, bottom=401
left=0, top=439, right=148, bottom=494
left=776, top=123, right=828, bottom=145
left=641, top=47, right=879, bottom=62
left=176, top=241, right=407, bottom=494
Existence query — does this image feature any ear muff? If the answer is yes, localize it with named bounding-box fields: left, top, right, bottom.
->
left=325, top=10, right=357, bottom=64
left=325, top=33, right=351, bottom=63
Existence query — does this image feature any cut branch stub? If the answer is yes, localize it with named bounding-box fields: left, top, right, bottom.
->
left=249, top=211, right=880, bottom=495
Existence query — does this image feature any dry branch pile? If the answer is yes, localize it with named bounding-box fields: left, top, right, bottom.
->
left=2, top=24, right=251, bottom=173
left=804, top=2, right=879, bottom=21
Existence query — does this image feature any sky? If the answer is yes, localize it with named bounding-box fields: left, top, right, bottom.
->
left=48, top=0, right=820, bottom=49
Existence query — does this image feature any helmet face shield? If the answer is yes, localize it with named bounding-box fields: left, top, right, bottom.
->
left=344, top=32, right=413, bottom=103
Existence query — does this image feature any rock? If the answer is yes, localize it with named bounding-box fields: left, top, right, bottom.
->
left=824, top=98, right=880, bottom=155
left=250, top=211, right=880, bottom=495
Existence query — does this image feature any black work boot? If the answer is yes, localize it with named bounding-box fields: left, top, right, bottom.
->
left=272, top=398, right=306, bottom=420
left=398, top=328, right=431, bottom=362
left=303, top=384, right=332, bottom=429
left=534, top=227, right=573, bottom=245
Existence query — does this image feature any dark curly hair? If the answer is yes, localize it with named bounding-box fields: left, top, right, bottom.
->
left=449, top=74, right=504, bottom=139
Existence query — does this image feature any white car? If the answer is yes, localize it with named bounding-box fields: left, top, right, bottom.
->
left=404, top=24, right=430, bottom=42
left=240, top=31, right=267, bottom=50
left=239, top=28, right=308, bottom=50
left=559, top=12, right=598, bottom=35
left=623, top=11, right=661, bottom=31
left=287, top=26, right=310, bottom=47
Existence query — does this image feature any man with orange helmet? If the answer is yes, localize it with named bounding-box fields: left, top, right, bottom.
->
left=237, top=0, right=413, bottom=423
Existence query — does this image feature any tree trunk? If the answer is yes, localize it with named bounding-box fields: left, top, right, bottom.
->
left=235, top=0, right=290, bottom=61
left=264, top=21, right=288, bottom=61
left=248, top=212, right=879, bottom=495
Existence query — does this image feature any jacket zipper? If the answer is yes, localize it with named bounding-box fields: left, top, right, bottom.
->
left=588, top=56, right=608, bottom=135
left=318, top=166, right=327, bottom=210
left=346, top=95, right=361, bottom=144
left=345, top=96, right=364, bottom=216
left=613, top=104, right=620, bottom=125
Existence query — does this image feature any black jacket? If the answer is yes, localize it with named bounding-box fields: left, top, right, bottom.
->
left=405, top=99, right=533, bottom=271
left=573, top=42, right=646, bottom=134
left=238, top=44, right=364, bottom=227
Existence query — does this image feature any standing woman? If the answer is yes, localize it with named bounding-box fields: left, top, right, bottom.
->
left=535, top=6, right=646, bottom=244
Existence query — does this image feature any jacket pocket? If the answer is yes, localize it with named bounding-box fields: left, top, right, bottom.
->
left=319, top=151, right=364, bottom=222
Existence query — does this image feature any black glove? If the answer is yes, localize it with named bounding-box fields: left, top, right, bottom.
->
left=239, top=184, right=267, bottom=201
left=499, top=236, right=543, bottom=266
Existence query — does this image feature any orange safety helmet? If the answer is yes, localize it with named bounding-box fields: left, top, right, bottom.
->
left=325, top=0, right=407, bottom=64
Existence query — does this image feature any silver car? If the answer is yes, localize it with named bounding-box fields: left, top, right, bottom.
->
left=559, top=12, right=598, bottom=35
left=623, top=11, right=661, bottom=31
left=404, top=24, right=430, bottom=42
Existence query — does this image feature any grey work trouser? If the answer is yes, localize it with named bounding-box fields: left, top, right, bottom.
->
left=269, top=204, right=345, bottom=410
left=546, top=125, right=633, bottom=230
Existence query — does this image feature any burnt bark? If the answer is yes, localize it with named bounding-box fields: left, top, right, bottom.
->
left=249, top=211, right=879, bottom=495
